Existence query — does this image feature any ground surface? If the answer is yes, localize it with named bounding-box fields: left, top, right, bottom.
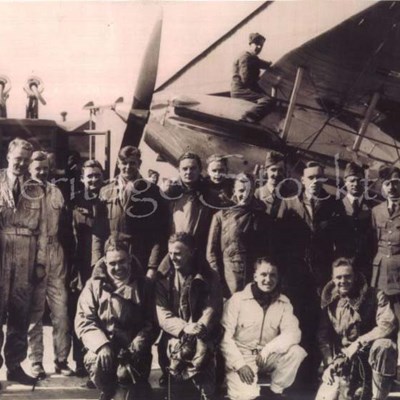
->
left=1, top=327, right=400, bottom=399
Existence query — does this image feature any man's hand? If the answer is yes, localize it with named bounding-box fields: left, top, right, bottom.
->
left=34, top=263, right=46, bottom=283
left=69, top=276, right=79, bottom=292
left=130, top=336, right=146, bottom=353
left=257, top=345, right=272, bottom=364
left=97, top=344, right=114, bottom=372
left=183, top=323, right=206, bottom=336
left=146, top=268, right=157, bottom=281
left=237, top=365, right=255, bottom=385
left=342, top=341, right=361, bottom=360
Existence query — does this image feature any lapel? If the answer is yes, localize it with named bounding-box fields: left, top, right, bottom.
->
left=342, top=196, right=353, bottom=216
left=298, top=194, right=313, bottom=229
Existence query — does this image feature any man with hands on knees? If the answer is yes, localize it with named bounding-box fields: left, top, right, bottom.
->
left=75, top=234, right=158, bottom=400
left=316, top=257, right=396, bottom=400
left=220, top=257, right=306, bottom=400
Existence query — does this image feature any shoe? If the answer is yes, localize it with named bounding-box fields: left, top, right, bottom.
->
left=86, top=379, right=97, bottom=389
left=7, top=366, right=37, bottom=385
left=263, top=387, right=287, bottom=399
left=159, top=373, right=168, bottom=387
left=31, top=362, right=47, bottom=380
left=55, top=360, right=75, bottom=376
left=75, top=364, right=88, bottom=378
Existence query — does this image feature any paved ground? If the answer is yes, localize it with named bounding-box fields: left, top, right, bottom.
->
left=1, top=327, right=400, bottom=399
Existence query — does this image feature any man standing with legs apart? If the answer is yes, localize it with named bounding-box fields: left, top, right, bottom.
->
left=221, top=257, right=306, bottom=400
left=27, top=151, right=73, bottom=379
left=0, top=138, right=47, bottom=386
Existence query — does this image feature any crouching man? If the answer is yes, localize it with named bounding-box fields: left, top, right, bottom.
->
left=156, top=232, right=223, bottom=400
left=221, top=257, right=306, bottom=400
left=75, top=234, right=158, bottom=400
left=316, top=257, right=397, bottom=400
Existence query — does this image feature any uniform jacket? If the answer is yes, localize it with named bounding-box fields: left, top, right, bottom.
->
left=278, top=190, right=343, bottom=287
left=336, top=196, right=374, bottom=281
left=220, top=283, right=302, bottom=371
left=318, top=274, right=395, bottom=366
left=371, top=201, right=400, bottom=295
left=201, top=177, right=234, bottom=210
left=155, top=254, right=222, bottom=339
left=92, top=175, right=168, bottom=269
left=72, top=190, right=100, bottom=284
left=231, top=51, right=270, bottom=95
left=206, top=199, right=271, bottom=278
left=163, top=178, right=214, bottom=253
left=0, top=170, right=47, bottom=266
left=255, top=184, right=283, bottom=220
left=75, top=257, right=158, bottom=354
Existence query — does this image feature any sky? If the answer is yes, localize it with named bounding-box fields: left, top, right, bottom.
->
left=0, top=1, right=262, bottom=122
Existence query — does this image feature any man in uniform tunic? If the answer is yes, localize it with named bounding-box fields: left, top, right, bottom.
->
left=0, top=138, right=47, bottom=386
left=92, top=146, right=167, bottom=280
left=371, top=165, right=400, bottom=381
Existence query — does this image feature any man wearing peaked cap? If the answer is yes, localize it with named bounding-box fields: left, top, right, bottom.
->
left=255, top=151, right=285, bottom=220
left=371, top=164, right=400, bottom=383
left=231, top=32, right=274, bottom=124
left=249, top=32, right=265, bottom=45
left=336, top=161, right=374, bottom=284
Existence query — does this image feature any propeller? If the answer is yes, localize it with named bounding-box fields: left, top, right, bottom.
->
left=0, top=75, right=11, bottom=111
left=120, top=12, right=163, bottom=148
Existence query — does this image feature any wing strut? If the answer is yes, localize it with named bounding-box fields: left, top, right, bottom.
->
left=281, top=67, right=304, bottom=141
left=352, top=91, right=380, bottom=152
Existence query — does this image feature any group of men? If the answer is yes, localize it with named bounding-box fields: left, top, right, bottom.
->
left=0, top=135, right=399, bottom=400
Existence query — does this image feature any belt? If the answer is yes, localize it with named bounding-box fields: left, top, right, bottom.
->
left=1, top=227, right=38, bottom=236
left=251, top=349, right=260, bottom=355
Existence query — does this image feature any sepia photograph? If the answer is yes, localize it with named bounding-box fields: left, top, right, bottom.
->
left=0, top=1, right=400, bottom=399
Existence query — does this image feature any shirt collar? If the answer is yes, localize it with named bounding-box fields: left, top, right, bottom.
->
left=346, top=193, right=362, bottom=205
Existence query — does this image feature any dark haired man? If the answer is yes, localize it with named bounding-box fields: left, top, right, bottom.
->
left=75, top=234, right=158, bottom=400
left=156, top=232, right=222, bottom=399
left=221, top=257, right=306, bottom=399
left=278, top=160, right=343, bottom=386
left=92, top=145, right=167, bottom=280
left=164, top=152, right=213, bottom=254
left=316, top=257, right=396, bottom=400
left=231, top=32, right=274, bottom=123
left=69, top=159, right=104, bottom=377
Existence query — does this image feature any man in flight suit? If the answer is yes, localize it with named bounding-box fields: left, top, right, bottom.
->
left=0, top=138, right=47, bottom=386
left=27, top=151, right=73, bottom=379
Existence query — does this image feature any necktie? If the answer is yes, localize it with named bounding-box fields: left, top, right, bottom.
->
left=12, top=178, right=20, bottom=205
left=352, top=200, right=360, bottom=217
left=390, top=203, right=398, bottom=216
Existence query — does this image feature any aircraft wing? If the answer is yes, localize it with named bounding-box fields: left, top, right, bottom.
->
left=258, top=1, right=400, bottom=165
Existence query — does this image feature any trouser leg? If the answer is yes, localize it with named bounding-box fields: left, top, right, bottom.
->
left=28, top=274, right=48, bottom=364
left=391, top=299, right=400, bottom=365
left=224, top=260, right=248, bottom=297
left=4, top=236, right=35, bottom=370
left=369, top=338, right=396, bottom=400
left=84, top=350, right=117, bottom=394
left=46, top=243, right=70, bottom=362
left=261, top=345, right=307, bottom=394
left=191, top=358, right=216, bottom=397
left=226, top=353, right=259, bottom=400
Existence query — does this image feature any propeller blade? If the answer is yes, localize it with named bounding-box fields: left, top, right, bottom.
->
left=132, top=14, right=162, bottom=110
left=120, top=12, right=162, bottom=150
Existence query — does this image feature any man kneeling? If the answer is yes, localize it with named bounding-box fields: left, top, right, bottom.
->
left=221, top=257, right=306, bottom=400
left=75, top=234, right=158, bottom=400
left=316, top=257, right=397, bottom=400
